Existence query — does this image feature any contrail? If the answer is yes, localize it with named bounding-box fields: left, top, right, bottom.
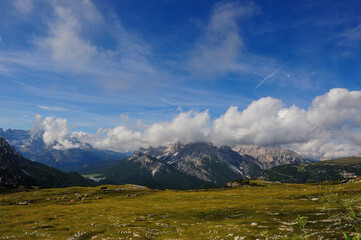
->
left=255, top=62, right=289, bottom=89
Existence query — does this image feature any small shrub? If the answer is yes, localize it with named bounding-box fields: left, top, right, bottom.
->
left=295, top=215, right=309, bottom=239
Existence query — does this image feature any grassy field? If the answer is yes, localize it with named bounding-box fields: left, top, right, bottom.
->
left=1, top=180, right=361, bottom=239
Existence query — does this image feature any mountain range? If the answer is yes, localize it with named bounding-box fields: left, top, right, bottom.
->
left=2, top=126, right=361, bottom=190
left=86, top=142, right=310, bottom=189
left=0, top=128, right=127, bottom=171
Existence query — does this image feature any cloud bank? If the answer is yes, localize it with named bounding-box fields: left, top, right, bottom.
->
left=33, top=88, right=361, bottom=159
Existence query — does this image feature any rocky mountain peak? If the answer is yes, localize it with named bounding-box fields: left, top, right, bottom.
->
left=0, top=137, right=18, bottom=159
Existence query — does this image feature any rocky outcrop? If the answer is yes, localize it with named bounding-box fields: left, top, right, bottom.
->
left=226, top=181, right=242, bottom=188
left=232, top=145, right=309, bottom=169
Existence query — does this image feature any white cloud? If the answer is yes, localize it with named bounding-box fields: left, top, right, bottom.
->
left=31, top=114, right=43, bottom=135
left=211, top=88, right=361, bottom=159
left=14, top=0, right=33, bottom=13
left=73, top=110, right=211, bottom=152
left=36, top=4, right=97, bottom=71
left=188, top=1, right=257, bottom=79
left=37, top=105, right=68, bottom=111
left=33, top=115, right=80, bottom=150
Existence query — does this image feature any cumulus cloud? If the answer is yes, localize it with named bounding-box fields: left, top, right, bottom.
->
left=32, top=115, right=80, bottom=150
left=211, top=88, right=361, bottom=158
left=33, top=88, right=361, bottom=159
left=72, top=110, right=211, bottom=152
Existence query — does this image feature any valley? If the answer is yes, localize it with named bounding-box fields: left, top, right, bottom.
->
left=2, top=1, right=361, bottom=239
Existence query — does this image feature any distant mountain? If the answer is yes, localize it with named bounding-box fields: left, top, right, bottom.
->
left=0, top=128, right=33, bottom=150
left=101, top=151, right=215, bottom=189
left=139, top=142, right=262, bottom=184
left=255, top=157, right=361, bottom=183
left=0, top=128, right=128, bottom=171
left=21, top=147, right=128, bottom=172
left=0, top=137, right=96, bottom=188
left=232, top=145, right=309, bottom=169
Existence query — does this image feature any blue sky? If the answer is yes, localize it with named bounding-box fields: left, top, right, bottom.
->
left=0, top=0, right=361, bottom=158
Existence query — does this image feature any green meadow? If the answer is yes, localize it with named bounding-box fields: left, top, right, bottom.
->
left=1, top=180, right=361, bottom=239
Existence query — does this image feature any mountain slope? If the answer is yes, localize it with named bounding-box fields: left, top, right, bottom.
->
left=0, top=137, right=96, bottom=188
left=0, top=138, right=34, bottom=188
left=255, top=157, right=361, bottom=183
left=101, top=151, right=215, bottom=189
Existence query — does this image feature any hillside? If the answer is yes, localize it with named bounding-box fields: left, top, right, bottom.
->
left=1, top=180, right=361, bottom=239
left=100, top=152, right=215, bottom=189
left=0, top=137, right=96, bottom=188
left=0, top=138, right=35, bottom=188
left=255, top=157, right=361, bottom=183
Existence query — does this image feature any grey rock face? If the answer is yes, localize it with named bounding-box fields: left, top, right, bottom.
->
left=138, top=142, right=261, bottom=184
left=128, top=151, right=169, bottom=176
left=232, top=145, right=309, bottom=169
